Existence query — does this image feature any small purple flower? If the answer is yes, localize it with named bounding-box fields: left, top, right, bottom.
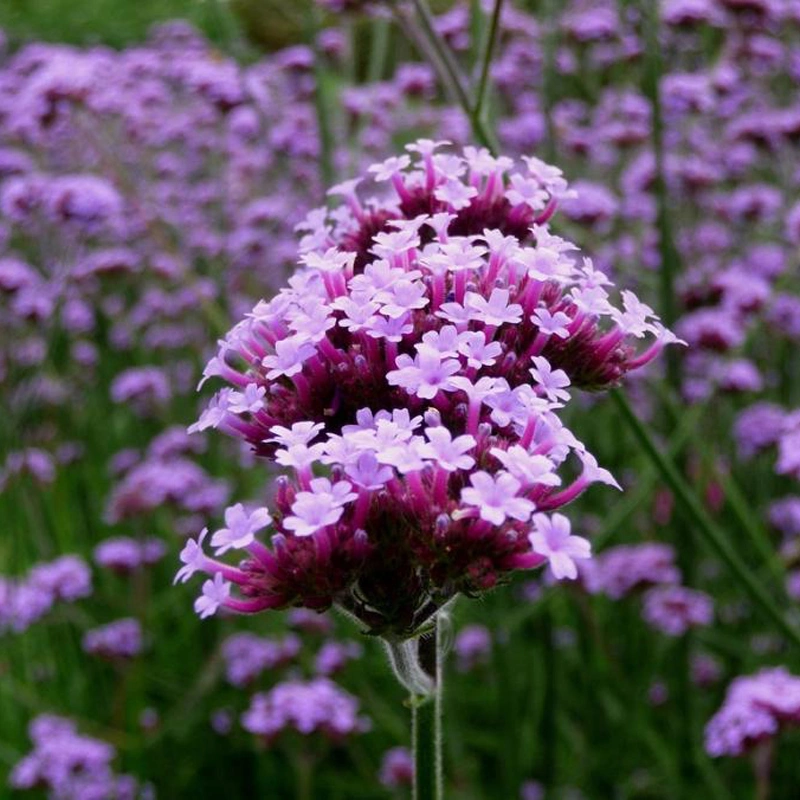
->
left=241, top=677, right=370, bottom=743
left=210, top=503, right=272, bottom=555
left=283, top=478, right=357, bottom=537
left=194, top=573, right=231, bottom=619
left=529, top=513, right=590, bottom=580
left=461, top=472, right=534, bottom=525
left=530, top=357, right=571, bottom=403
left=174, top=529, right=209, bottom=585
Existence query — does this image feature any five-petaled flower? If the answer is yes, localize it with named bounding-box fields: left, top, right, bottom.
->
left=529, top=513, right=591, bottom=580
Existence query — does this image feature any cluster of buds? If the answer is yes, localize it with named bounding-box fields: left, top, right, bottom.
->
left=179, top=142, right=676, bottom=638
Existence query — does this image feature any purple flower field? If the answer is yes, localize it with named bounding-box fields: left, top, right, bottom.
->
left=3, top=1, right=800, bottom=797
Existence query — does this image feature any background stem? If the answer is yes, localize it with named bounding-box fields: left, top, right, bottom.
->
left=472, top=0, right=505, bottom=125
left=611, top=389, right=800, bottom=649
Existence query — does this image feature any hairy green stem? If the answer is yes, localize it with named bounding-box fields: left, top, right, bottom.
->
left=411, top=620, right=443, bottom=800
left=611, top=389, right=800, bottom=649
left=412, top=694, right=441, bottom=800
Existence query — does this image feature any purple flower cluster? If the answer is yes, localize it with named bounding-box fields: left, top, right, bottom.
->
left=94, top=536, right=166, bottom=574
left=579, top=542, right=681, bottom=598
left=0, top=555, right=91, bottom=634
left=82, top=617, right=143, bottom=660
left=241, top=677, right=371, bottom=743
left=454, top=623, right=492, bottom=671
left=379, top=746, right=414, bottom=789
left=641, top=585, right=714, bottom=637
left=314, top=639, right=364, bottom=676
left=705, top=668, right=800, bottom=757
left=105, top=452, right=229, bottom=525
left=9, top=714, right=148, bottom=799
left=468, top=0, right=800, bottom=408
left=180, top=142, right=675, bottom=637
left=221, top=631, right=302, bottom=686
left=1, top=444, right=53, bottom=479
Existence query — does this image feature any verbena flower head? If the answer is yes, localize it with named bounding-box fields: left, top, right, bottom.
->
left=221, top=631, right=301, bottom=687
left=9, top=714, right=146, bottom=799
left=181, top=142, right=676, bottom=637
left=241, top=677, right=370, bottom=743
left=454, top=623, right=492, bottom=671
left=1, top=555, right=92, bottom=635
left=82, top=618, right=143, bottom=660
left=705, top=668, right=800, bottom=757
left=379, top=746, right=414, bottom=789
left=641, top=585, right=714, bottom=636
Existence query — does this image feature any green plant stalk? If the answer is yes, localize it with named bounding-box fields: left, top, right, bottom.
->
left=409, top=0, right=472, bottom=112
left=367, top=19, right=391, bottom=84
left=540, top=0, right=559, bottom=163
left=396, top=0, right=498, bottom=151
left=472, top=0, right=505, bottom=126
left=308, top=8, right=335, bottom=192
left=610, top=389, right=800, bottom=649
left=640, top=0, right=680, bottom=386
left=541, top=603, right=557, bottom=794
left=412, top=694, right=441, bottom=800
left=594, top=399, right=705, bottom=548
left=655, top=386, right=786, bottom=585
left=391, top=1, right=463, bottom=108
left=411, top=619, right=443, bottom=800
left=641, top=0, right=696, bottom=779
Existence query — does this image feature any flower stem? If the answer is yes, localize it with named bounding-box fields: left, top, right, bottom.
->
left=308, top=7, right=335, bottom=192
left=611, top=389, right=800, bottom=649
left=413, top=694, right=441, bottom=800
left=409, top=0, right=472, bottom=112
left=391, top=0, right=499, bottom=152
left=472, top=0, right=505, bottom=125
left=411, top=620, right=443, bottom=800
left=640, top=0, right=680, bottom=387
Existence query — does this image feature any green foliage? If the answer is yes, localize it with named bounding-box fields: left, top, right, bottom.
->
left=0, top=0, right=243, bottom=49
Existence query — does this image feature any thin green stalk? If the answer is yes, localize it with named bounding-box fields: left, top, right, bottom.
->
left=541, top=604, right=557, bottom=796
left=656, top=387, right=785, bottom=585
left=409, top=0, right=472, bottom=112
left=396, top=0, right=499, bottom=151
left=366, top=19, right=391, bottom=84
left=472, top=0, right=505, bottom=125
left=308, top=8, right=335, bottom=192
left=610, top=389, right=800, bottom=649
left=594, top=399, right=705, bottom=548
left=391, top=2, right=463, bottom=107
left=540, top=0, right=559, bottom=163
left=640, top=0, right=680, bottom=387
